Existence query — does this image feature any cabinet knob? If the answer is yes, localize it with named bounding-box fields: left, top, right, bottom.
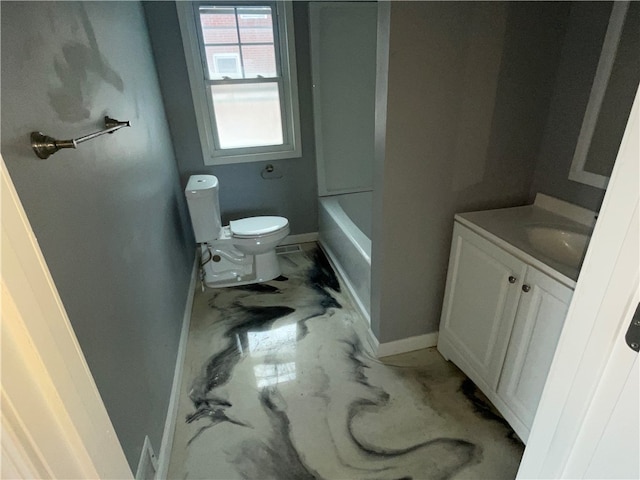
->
left=508, top=276, right=517, bottom=284
left=522, top=284, right=531, bottom=293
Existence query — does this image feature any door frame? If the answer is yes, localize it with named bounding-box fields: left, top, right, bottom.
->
left=1, top=155, right=132, bottom=478
left=517, top=86, right=639, bottom=477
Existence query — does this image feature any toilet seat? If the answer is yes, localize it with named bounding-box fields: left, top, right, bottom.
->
left=229, top=216, right=289, bottom=238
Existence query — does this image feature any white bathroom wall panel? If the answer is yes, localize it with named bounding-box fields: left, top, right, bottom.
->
left=310, top=2, right=377, bottom=196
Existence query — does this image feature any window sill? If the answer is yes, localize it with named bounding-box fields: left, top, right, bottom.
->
left=204, top=147, right=302, bottom=166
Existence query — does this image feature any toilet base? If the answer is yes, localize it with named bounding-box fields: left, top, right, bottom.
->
left=200, top=246, right=282, bottom=288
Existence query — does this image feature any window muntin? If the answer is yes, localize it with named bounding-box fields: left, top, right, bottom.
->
left=199, top=5, right=278, bottom=80
left=179, top=2, right=301, bottom=165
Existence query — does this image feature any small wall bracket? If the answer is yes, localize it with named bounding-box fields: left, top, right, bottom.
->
left=31, top=116, right=131, bottom=159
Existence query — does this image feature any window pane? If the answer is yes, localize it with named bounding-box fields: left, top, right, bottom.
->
left=242, top=45, right=277, bottom=78
left=237, top=7, right=274, bottom=44
left=199, top=7, right=238, bottom=44
left=205, top=45, right=242, bottom=79
left=211, top=83, right=283, bottom=149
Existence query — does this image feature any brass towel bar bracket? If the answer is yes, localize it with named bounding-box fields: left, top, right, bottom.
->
left=31, top=116, right=131, bottom=159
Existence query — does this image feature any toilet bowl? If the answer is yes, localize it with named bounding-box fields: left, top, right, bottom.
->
left=185, top=175, right=290, bottom=288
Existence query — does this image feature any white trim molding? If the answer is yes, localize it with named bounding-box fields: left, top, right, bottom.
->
left=135, top=436, right=158, bottom=480
left=377, top=333, right=439, bottom=358
left=568, top=1, right=629, bottom=190
left=0, top=156, right=132, bottom=478
left=177, top=1, right=302, bottom=166
left=156, top=254, right=199, bottom=480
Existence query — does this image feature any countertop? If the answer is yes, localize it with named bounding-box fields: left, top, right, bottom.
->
left=455, top=197, right=595, bottom=288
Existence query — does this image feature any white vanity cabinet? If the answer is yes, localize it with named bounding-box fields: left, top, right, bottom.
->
left=496, top=266, right=572, bottom=430
left=438, top=223, right=526, bottom=391
left=438, top=221, right=574, bottom=443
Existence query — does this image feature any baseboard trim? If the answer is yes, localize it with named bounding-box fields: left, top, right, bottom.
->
left=376, top=332, right=439, bottom=358
left=281, top=232, right=318, bottom=245
left=156, top=254, right=198, bottom=480
left=135, top=436, right=158, bottom=480
left=366, top=328, right=380, bottom=357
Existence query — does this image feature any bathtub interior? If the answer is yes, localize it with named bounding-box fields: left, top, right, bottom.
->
left=336, top=191, right=372, bottom=239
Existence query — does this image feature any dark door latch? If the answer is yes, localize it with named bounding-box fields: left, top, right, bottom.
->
left=625, top=302, right=640, bottom=352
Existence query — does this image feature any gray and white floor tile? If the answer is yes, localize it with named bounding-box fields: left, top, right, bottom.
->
left=167, top=245, right=523, bottom=479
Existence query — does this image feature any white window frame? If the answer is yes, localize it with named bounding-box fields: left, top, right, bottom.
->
left=177, top=1, right=302, bottom=165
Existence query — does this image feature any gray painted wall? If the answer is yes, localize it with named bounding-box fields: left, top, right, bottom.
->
left=529, top=2, right=609, bottom=212
left=372, top=2, right=569, bottom=343
left=530, top=2, right=637, bottom=212
left=1, top=1, right=193, bottom=469
left=143, top=1, right=318, bottom=235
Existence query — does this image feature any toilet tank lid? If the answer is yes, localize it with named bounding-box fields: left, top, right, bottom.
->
left=185, top=175, right=218, bottom=195
left=230, top=216, right=288, bottom=236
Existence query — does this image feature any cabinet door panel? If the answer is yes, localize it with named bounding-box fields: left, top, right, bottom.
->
left=439, top=224, right=526, bottom=390
left=497, top=266, right=573, bottom=440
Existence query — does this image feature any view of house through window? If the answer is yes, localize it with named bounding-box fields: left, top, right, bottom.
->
left=199, top=5, right=284, bottom=149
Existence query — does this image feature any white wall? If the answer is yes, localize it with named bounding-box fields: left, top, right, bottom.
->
left=1, top=1, right=193, bottom=469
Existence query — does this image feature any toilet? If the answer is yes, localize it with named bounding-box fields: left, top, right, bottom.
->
left=185, top=175, right=290, bottom=288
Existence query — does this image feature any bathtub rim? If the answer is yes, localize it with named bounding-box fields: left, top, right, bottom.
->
left=318, top=195, right=372, bottom=264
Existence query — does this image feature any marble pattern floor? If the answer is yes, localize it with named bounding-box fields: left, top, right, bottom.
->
left=167, top=244, right=524, bottom=479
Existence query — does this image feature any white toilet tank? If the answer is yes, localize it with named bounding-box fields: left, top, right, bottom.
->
left=185, top=175, right=223, bottom=242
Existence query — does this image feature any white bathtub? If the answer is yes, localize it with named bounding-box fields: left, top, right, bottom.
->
left=318, top=192, right=372, bottom=323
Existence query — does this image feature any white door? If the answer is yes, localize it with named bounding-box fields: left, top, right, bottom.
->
left=517, top=86, right=639, bottom=479
left=438, top=223, right=526, bottom=390
left=565, top=297, right=639, bottom=479
left=1, top=156, right=132, bottom=478
left=498, top=267, right=573, bottom=441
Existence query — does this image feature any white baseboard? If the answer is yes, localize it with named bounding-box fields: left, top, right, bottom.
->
left=376, top=332, right=439, bottom=358
left=365, top=328, right=380, bottom=357
left=281, top=232, right=318, bottom=245
left=136, top=436, right=158, bottom=480
left=156, top=254, right=198, bottom=480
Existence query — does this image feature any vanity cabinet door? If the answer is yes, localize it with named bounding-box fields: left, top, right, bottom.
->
left=438, top=224, right=527, bottom=391
left=497, top=266, right=573, bottom=441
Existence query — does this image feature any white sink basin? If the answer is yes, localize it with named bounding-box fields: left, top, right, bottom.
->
left=525, top=225, right=590, bottom=268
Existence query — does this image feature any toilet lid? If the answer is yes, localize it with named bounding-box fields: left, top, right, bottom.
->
left=229, top=216, right=288, bottom=237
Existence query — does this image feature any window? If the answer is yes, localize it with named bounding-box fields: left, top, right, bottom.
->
left=178, top=2, right=301, bottom=165
left=212, top=53, right=241, bottom=77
